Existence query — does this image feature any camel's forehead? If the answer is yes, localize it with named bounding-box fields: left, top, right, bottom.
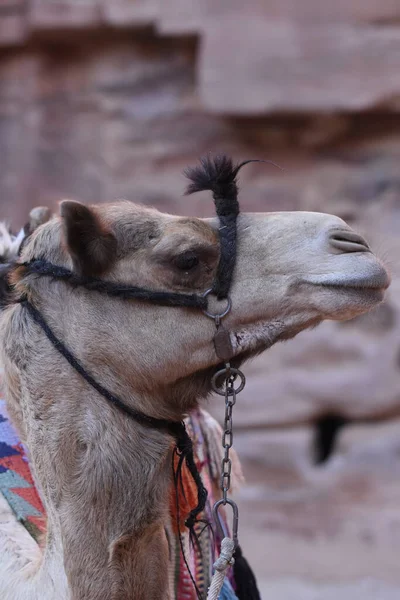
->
left=99, top=201, right=218, bottom=242
left=164, top=218, right=218, bottom=244
left=99, top=201, right=165, bottom=225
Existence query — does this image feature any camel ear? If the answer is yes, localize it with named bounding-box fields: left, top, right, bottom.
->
left=60, top=200, right=117, bottom=277
left=26, top=206, right=52, bottom=235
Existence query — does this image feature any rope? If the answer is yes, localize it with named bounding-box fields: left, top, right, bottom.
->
left=19, top=259, right=207, bottom=309
left=207, top=537, right=235, bottom=600
left=21, top=299, right=178, bottom=431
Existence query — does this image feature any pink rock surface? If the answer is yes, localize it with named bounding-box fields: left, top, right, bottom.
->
left=200, top=19, right=400, bottom=113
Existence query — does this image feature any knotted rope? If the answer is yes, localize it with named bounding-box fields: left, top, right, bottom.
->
left=207, top=537, right=235, bottom=600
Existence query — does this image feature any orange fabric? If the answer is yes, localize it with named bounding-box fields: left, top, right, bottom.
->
left=169, top=452, right=199, bottom=533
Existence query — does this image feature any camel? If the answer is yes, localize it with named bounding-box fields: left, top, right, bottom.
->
left=0, top=156, right=390, bottom=600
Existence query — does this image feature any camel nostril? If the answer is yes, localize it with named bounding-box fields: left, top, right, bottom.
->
left=329, top=230, right=370, bottom=254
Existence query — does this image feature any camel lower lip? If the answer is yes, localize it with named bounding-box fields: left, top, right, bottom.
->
left=305, top=268, right=391, bottom=292
left=320, top=284, right=385, bottom=302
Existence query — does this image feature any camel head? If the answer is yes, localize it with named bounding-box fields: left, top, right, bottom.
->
left=12, top=167, right=389, bottom=419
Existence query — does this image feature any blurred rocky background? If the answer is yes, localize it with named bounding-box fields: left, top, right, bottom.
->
left=1, top=2, right=400, bottom=598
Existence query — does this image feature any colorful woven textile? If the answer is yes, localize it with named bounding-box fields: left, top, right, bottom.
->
left=0, top=402, right=239, bottom=599
left=166, top=409, right=240, bottom=599
left=0, top=399, right=45, bottom=541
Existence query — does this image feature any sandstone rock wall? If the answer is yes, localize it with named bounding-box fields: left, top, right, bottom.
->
left=1, top=3, right=400, bottom=598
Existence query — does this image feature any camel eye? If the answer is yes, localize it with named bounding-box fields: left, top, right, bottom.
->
left=172, top=251, right=200, bottom=271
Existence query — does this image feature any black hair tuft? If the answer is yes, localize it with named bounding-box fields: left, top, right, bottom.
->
left=184, top=154, right=235, bottom=194
left=185, top=155, right=244, bottom=216
left=183, top=154, right=279, bottom=299
left=184, top=154, right=270, bottom=217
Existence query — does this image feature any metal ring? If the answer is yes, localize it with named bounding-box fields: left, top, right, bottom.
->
left=211, top=367, right=246, bottom=396
left=202, top=289, right=231, bottom=320
left=213, top=498, right=239, bottom=548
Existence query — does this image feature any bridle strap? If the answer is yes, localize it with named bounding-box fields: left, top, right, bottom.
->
left=184, top=156, right=265, bottom=300
left=20, top=260, right=207, bottom=310
left=21, top=299, right=181, bottom=433
left=20, top=157, right=264, bottom=309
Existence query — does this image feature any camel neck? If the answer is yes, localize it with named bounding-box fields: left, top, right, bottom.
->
left=21, top=298, right=208, bottom=581
left=21, top=299, right=184, bottom=434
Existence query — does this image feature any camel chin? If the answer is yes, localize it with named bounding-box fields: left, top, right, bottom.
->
left=229, top=255, right=390, bottom=359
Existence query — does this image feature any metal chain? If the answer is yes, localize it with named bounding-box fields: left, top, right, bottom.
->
left=212, top=361, right=246, bottom=549
left=221, top=371, right=236, bottom=503
left=202, top=293, right=246, bottom=549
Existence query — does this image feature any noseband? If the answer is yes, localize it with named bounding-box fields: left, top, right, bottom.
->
left=16, top=155, right=261, bottom=600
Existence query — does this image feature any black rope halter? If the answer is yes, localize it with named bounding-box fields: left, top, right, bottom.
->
left=15, top=154, right=262, bottom=600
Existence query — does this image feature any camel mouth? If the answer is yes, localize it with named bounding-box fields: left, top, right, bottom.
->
left=318, top=273, right=390, bottom=291
left=316, top=271, right=390, bottom=305
left=309, top=276, right=390, bottom=312
left=304, top=266, right=391, bottom=298
left=318, top=284, right=386, bottom=304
